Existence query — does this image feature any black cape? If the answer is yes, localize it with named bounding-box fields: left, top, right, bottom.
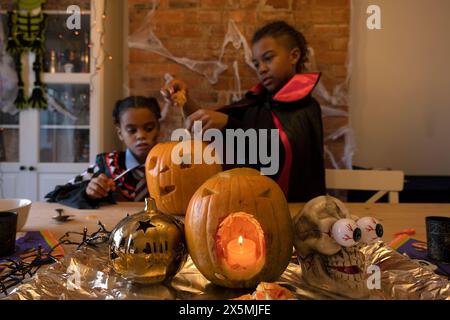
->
left=218, top=73, right=326, bottom=202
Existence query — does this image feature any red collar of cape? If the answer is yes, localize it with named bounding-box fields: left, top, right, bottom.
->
left=247, top=72, right=321, bottom=103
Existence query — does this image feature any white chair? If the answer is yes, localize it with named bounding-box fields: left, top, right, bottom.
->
left=325, top=169, right=405, bottom=204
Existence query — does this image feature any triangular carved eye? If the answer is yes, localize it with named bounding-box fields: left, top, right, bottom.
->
left=160, top=185, right=175, bottom=196
left=258, top=188, right=272, bottom=198
left=179, top=148, right=192, bottom=158
left=147, top=157, right=157, bottom=170
left=202, top=188, right=218, bottom=198
left=180, top=162, right=192, bottom=169
left=160, top=165, right=170, bottom=173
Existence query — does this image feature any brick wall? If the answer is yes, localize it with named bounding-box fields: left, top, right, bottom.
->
left=128, top=0, right=351, bottom=168
left=1, top=0, right=351, bottom=168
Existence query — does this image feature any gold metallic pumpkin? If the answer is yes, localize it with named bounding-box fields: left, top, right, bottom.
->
left=109, top=198, right=188, bottom=284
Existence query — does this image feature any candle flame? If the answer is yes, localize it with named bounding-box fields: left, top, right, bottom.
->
left=238, top=236, right=243, bottom=246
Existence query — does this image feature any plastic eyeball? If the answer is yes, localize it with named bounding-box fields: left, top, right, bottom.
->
left=357, top=217, right=384, bottom=244
left=331, top=219, right=362, bottom=247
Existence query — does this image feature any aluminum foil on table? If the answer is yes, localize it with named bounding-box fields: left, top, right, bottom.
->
left=3, top=242, right=449, bottom=300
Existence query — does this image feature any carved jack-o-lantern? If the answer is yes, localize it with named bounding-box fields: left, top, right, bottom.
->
left=145, top=141, right=222, bottom=215
left=185, top=168, right=294, bottom=289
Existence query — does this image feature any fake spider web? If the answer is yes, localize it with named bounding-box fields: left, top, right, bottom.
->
left=128, top=1, right=356, bottom=169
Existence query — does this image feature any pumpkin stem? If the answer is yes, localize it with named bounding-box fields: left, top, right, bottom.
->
left=144, top=197, right=158, bottom=214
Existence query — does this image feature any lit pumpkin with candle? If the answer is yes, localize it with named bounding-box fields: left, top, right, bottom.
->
left=145, top=140, right=222, bottom=215
left=185, top=168, right=294, bottom=288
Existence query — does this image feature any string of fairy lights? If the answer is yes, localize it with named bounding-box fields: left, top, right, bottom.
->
left=54, top=0, right=113, bottom=91
left=89, top=0, right=113, bottom=92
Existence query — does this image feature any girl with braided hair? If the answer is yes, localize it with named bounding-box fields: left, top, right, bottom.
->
left=164, top=21, right=326, bottom=202
left=45, top=96, right=161, bottom=209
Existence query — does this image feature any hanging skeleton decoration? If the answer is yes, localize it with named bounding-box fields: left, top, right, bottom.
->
left=0, top=14, right=19, bottom=114
left=6, top=0, right=48, bottom=110
left=292, top=196, right=384, bottom=299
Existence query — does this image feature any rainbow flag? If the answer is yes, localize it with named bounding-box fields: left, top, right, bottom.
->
left=0, top=231, right=65, bottom=273
left=389, top=234, right=449, bottom=278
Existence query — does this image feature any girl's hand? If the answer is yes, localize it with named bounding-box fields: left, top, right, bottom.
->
left=186, top=109, right=229, bottom=132
left=161, top=79, right=201, bottom=115
left=163, top=79, right=187, bottom=93
left=86, top=174, right=116, bottom=200
left=161, top=79, right=188, bottom=105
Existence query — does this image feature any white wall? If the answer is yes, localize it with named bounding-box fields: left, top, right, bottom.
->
left=350, top=0, right=450, bottom=175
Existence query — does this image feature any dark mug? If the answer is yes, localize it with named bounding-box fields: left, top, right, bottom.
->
left=0, top=211, right=18, bottom=257
left=426, top=216, right=450, bottom=263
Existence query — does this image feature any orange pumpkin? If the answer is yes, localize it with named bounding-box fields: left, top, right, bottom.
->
left=185, top=168, right=294, bottom=288
left=145, top=140, right=222, bottom=215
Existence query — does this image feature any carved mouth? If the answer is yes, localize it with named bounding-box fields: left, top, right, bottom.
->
left=160, top=185, right=175, bottom=196
left=329, top=265, right=361, bottom=274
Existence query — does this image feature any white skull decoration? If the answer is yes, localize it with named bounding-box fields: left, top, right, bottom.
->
left=292, top=196, right=383, bottom=299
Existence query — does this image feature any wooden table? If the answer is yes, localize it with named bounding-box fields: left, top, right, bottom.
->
left=290, top=202, right=450, bottom=242
left=22, top=202, right=450, bottom=243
